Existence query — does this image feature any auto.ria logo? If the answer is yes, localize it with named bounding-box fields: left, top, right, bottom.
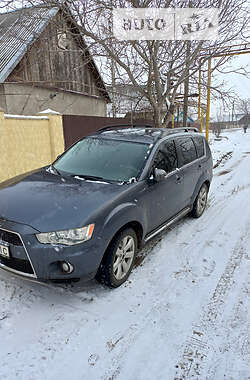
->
left=113, top=8, right=219, bottom=40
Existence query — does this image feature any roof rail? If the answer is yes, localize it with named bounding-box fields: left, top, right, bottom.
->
left=97, top=124, right=153, bottom=133
left=167, top=127, right=199, bottom=134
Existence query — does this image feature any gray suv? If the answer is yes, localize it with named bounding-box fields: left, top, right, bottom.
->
left=0, top=127, right=212, bottom=287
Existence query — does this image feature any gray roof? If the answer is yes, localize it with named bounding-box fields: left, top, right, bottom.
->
left=0, top=6, right=58, bottom=83
left=239, top=114, right=250, bottom=124
left=214, top=113, right=245, bottom=123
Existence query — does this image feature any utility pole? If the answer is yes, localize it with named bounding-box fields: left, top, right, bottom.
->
left=183, top=41, right=191, bottom=127
left=130, top=102, right=133, bottom=126
left=109, top=0, right=116, bottom=117
left=111, top=57, right=116, bottom=117
left=232, top=101, right=235, bottom=126
left=183, top=0, right=192, bottom=128
left=198, top=67, right=201, bottom=118
left=205, top=57, right=211, bottom=141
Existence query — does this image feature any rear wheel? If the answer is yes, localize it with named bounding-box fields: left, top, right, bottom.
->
left=191, top=183, right=208, bottom=218
left=96, top=228, right=137, bottom=288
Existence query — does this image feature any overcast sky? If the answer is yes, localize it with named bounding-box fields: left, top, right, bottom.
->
left=211, top=53, right=250, bottom=118
left=1, top=2, right=248, bottom=121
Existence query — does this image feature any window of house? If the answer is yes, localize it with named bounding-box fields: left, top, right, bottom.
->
left=57, top=32, right=68, bottom=50
left=176, top=137, right=197, bottom=166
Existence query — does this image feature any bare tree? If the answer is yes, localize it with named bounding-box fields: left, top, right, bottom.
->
left=236, top=97, right=250, bottom=115
left=1, top=0, right=249, bottom=126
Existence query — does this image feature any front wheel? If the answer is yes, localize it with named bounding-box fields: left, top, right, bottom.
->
left=96, top=228, right=137, bottom=288
left=191, top=183, right=208, bottom=218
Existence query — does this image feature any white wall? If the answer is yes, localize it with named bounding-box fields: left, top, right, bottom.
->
left=3, top=83, right=107, bottom=116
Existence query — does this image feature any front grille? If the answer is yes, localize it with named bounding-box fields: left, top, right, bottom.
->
left=0, top=229, right=22, bottom=246
left=0, top=256, right=34, bottom=274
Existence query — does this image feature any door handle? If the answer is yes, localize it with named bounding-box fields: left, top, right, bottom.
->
left=175, top=174, right=182, bottom=184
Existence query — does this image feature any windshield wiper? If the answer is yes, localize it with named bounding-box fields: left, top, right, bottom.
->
left=72, top=174, right=108, bottom=182
left=48, top=165, right=61, bottom=175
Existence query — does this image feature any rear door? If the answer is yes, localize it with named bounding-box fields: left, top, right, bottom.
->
left=175, top=136, right=200, bottom=207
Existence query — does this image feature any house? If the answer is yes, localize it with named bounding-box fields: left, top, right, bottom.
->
left=107, top=83, right=149, bottom=117
left=239, top=114, right=250, bottom=125
left=174, top=111, right=194, bottom=123
left=107, top=83, right=199, bottom=127
left=0, top=5, right=110, bottom=115
left=210, top=114, right=246, bottom=130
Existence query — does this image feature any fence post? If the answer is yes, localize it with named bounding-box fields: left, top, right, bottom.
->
left=38, top=109, right=65, bottom=162
left=0, top=108, right=4, bottom=122
left=0, top=109, right=6, bottom=182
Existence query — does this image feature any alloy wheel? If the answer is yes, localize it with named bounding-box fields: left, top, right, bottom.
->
left=197, top=186, right=208, bottom=215
left=113, top=235, right=135, bottom=280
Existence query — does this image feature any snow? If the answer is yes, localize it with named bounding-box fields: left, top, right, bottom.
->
left=0, top=128, right=249, bottom=380
left=5, top=114, right=49, bottom=120
left=38, top=109, right=60, bottom=115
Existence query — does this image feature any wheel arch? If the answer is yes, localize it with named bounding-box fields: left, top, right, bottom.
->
left=100, top=221, right=143, bottom=266
left=191, top=178, right=210, bottom=206
left=204, top=179, right=210, bottom=190
left=109, top=220, right=143, bottom=249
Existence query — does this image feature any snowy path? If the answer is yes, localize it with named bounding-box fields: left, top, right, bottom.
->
left=0, top=129, right=249, bottom=380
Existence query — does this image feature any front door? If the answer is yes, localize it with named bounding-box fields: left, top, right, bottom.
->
left=142, top=139, right=184, bottom=233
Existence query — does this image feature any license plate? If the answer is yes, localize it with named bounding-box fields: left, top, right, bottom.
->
left=0, top=244, right=10, bottom=258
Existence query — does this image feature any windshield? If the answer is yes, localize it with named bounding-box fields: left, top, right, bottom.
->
left=53, top=137, right=151, bottom=182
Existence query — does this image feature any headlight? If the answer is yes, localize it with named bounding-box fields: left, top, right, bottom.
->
left=36, top=224, right=94, bottom=246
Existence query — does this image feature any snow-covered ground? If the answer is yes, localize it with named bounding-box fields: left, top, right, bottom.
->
left=0, top=129, right=249, bottom=380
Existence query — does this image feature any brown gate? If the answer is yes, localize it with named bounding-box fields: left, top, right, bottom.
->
left=62, top=115, right=153, bottom=149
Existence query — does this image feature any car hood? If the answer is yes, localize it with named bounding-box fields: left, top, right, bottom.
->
left=0, top=169, right=127, bottom=232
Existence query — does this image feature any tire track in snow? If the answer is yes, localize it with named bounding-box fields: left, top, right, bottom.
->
left=173, top=223, right=250, bottom=380
left=98, top=203, right=249, bottom=380
left=205, top=272, right=250, bottom=380
left=208, top=152, right=250, bottom=211
left=100, top=153, right=250, bottom=380
left=101, top=301, right=172, bottom=380
left=213, top=151, right=233, bottom=169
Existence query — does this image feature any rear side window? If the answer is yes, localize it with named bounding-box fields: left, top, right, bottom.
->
left=193, top=136, right=205, bottom=158
left=176, top=137, right=197, bottom=166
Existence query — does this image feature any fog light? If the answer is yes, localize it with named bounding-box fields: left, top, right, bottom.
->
left=61, top=261, right=74, bottom=274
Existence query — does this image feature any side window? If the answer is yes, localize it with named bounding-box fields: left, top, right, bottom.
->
left=193, top=136, right=205, bottom=158
left=176, top=137, right=197, bottom=167
left=153, top=140, right=178, bottom=173
left=162, top=140, right=178, bottom=172
left=153, top=150, right=167, bottom=171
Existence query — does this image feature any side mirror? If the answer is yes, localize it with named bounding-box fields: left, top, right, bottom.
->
left=154, top=168, right=167, bottom=182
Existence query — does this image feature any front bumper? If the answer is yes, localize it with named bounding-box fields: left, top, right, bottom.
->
left=0, top=219, right=106, bottom=282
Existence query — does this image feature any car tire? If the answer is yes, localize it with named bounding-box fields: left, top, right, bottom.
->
left=96, top=228, right=137, bottom=288
left=191, top=183, right=208, bottom=218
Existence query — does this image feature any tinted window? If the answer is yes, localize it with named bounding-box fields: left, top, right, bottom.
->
left=153, top=150, right=166, bottom=171
left=193, top=136, right=205, bottom=158
left=154, top=140, right=178, bottom=173
left=54, top=137, right=151, bottom=182
left=176, top=137, right=197, bottom=166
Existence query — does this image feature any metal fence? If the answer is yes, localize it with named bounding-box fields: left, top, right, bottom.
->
left=62, top=115, right=153, bottom=149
